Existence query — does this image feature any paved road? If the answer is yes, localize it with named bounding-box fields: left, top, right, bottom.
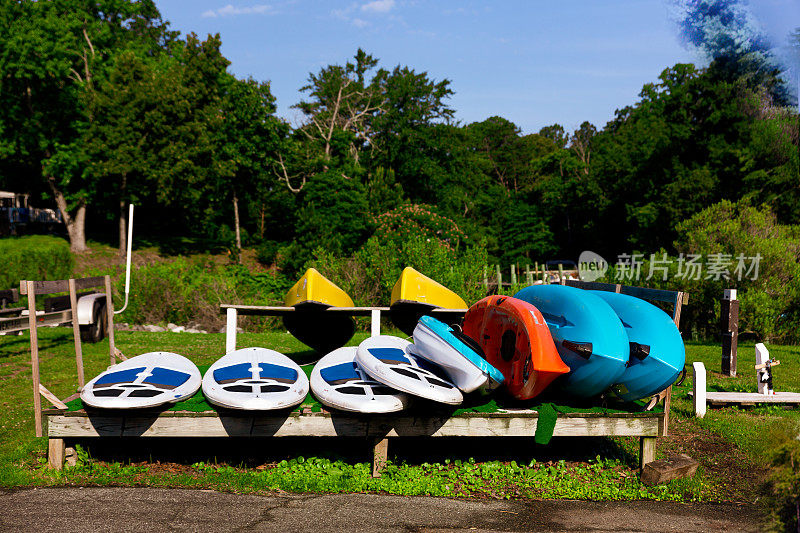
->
left=0, top=487, right=760, bottom=532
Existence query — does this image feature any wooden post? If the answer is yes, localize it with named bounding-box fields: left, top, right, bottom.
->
left=525, top=264, right=532, bottom=285
left=755, top=343, right=771, bottom=395
left=226, top=307, right=238, bottom=353
left=48, top=438, right=65, bottom=470
left=558, top=265, right=565, bottom=285
left=495, top=265, right=502, bottom=290
left=721, top=289, right=738, bottom=377
left=372, top=437, right=388, bottom=477
left=68, top=279, right=85, bottom=389
left=104, top=276, right=116, bottom=366
left=26, top=280, right=43, bottom=438
left=692, top=362, right=706, bottom=418
left=510, top=264, right=517, bottom=286
left=639, top=436, right=656, bottom=470
left=370, top=309, right=380, bottom=337
left=483, top=265, right=488, bottom=289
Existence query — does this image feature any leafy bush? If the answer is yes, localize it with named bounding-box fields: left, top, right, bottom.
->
left=117, top=258, right=292, bottom=331
left=597, top=200, right=800, bottom=342
left=309, top=234, right=488, bottom=306
left=373, top=204, right=465, bottom=250
left=0, top=235, right=74, bottom=290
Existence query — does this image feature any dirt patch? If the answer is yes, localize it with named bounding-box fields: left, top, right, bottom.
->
left=659, top=416, right=765, bottom=502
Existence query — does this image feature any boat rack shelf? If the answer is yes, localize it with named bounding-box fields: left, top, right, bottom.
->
left=43, top=407, right=665, bottom=475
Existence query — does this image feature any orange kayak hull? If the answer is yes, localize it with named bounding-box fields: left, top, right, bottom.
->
left=463, top=296, right=569, bottom=400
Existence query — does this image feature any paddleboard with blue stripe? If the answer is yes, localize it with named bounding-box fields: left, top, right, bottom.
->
left=81, top=352, right=201, bottom=409
left=202, top=347, right=309, bottom=410
left=355, top=335, right=463, bottom=405
left=311, top=347, right=410, bottom=413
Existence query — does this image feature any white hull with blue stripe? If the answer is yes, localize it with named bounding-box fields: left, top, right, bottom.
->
left=410, top=315, right=504, bottom=393
left=355, top=335, right=463, bottom=405
left=311, top=347, right=410, bottom=413
left=202, top=347, right=309, bottom=410
left=81, top=352, right=201, bottom=409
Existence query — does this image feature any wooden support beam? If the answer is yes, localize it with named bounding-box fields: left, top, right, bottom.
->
left=639, top=436, right=656, bottom=470
left=226, top=307, right=237, bottom=354
left=372, top=437, right=389, bottom=478
left=27, top=281, right=43, bottom=438
left=39, top=384, right=68, bottom=410
left=68, top=279, right=85, bottom=390
left=693, top=362, right=706, bottom=418
left=104, top=276, right=116, bottom=367
left=48, top=438, right=65, bottom=470
left=721, top=289, right=738, bottom=377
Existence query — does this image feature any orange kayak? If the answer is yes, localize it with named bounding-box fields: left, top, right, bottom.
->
left=462, top=295, right=569, bottom=400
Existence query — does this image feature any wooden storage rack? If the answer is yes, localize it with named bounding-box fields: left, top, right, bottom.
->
left=29, top=279, right=683, bottom=474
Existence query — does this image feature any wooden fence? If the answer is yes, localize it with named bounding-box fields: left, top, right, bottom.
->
left=483, top=263, right=579, bottom=288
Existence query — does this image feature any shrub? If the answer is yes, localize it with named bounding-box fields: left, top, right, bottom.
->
left=0, top=235, right=74, bottom=290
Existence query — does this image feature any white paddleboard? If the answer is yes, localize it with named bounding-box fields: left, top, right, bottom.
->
left=311, top=347, right=410, bottom=413
left=202, top=347, right=309, bottom=410
left=355, top=335, right=463, bottom=405
left=410, top=315, right=504, bottom=393
left=81, top=352, right=201, bottom=409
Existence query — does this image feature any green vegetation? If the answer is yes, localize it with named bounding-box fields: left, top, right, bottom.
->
left=0, top=235, right=74, bottom=290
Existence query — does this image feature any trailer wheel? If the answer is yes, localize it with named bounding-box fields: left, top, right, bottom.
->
left=80, top=302, right=108, bottom=343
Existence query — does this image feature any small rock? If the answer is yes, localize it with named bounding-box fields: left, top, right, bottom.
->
left=185, top=328, right=201, bottom=334
left=166, top=323, right=179, bottom=330
left=143, top=324, right=166, bottom=333
left=237, top=327, right=244, bottom=333
left=171, top=326, right=185, bottom=333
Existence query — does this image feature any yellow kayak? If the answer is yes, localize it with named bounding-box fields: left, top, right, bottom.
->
left=390, top=267, right=467, bottom=335
left=283, top=268, right=355, bottom=354
left=284, top=267, right=354, bottom=308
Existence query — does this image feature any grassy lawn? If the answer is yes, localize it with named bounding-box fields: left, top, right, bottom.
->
left=0, top=327, right=797, bottom=505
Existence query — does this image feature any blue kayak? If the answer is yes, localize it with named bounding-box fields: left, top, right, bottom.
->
left=592, top=291, right=685, bottom=401
left=513, top=285, right=627, bottom=397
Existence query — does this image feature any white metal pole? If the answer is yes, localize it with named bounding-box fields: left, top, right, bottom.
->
left=226, top=308, right=238, bottom=353
left=371, top=309, right=380, bottom=337
left=115, top=204, right=134, bottom=314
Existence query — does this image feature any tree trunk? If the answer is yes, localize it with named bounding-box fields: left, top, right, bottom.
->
left=259, top=204, right=265, bottom=239
left=233, top=191, right=241, bottom=262
left=48, top=177, right=87, bottom=253
left=118, top=172, right=127, bottom=257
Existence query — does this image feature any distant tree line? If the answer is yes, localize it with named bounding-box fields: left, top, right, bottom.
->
left=0, top=0, right=797, bottom=274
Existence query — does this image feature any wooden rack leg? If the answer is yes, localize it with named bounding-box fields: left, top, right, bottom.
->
left=27, top=281, right=43, bottom=438
left=48, top=438, right=65, bottom=470
left=639, top=436, right=656, bottom=471
left=372, top=437, right=388, bottom=478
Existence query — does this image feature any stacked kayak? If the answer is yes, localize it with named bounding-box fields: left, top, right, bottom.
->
left=390, top=267, right=467, bottom=335
left=513, top=285, right=628, bottom=398
left=591, top=291, right=685, bottom=401
left=462, top=296, right=570, bottom=400
left=283, top=268, right=355, bottom=353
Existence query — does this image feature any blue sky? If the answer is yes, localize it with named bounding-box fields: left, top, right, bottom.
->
left=155, top=0, right=799, bottom=135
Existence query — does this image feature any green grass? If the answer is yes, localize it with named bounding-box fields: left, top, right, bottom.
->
left=0, top=328, right=796, bottom=504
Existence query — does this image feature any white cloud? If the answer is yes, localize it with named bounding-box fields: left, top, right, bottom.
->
left=201, top=4, right=275, bottom=18
left=352, top=18, right=369, bottom=28
left=361, top=0, right=394, bottom=14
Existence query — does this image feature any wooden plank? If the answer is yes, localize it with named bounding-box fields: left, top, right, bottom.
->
left=219, top=304, right=467, bottom=317
left=68, top=279, right=85, bottom=389
left=703, top=392, right=800, bottom=404
left=39, top=384, right=68, bottom=410
left=48, top=438, right=65, bottom=470
left=565, top=279, right=620, bottom=293
left=619, top=285, right=684, bottom=305
left=693, top=362, right=707, bottom=418
left=372, top=438, right=389, bottom=478
left=20, top=276, right=105, bottom=295
left=27, top=281, right=42, bottom=438
left=47, top=411, right=661, bottom=439
left=640, top=454, right=698, bottom=486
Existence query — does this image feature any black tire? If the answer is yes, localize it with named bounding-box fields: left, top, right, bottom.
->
left=80, top=303, right=107, bottom=343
